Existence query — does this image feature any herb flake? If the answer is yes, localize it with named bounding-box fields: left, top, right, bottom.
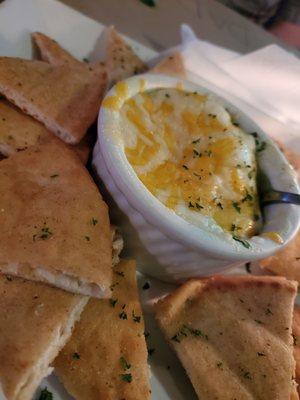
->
left=233, top=235, right=251, bottom=249
left=120, top=356, right=131, bottom=370
left=120, top=373, right=132, bottom=383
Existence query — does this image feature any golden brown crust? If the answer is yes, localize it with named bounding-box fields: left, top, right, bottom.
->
left=0, top=136, right=112, bottom=297
left=151, top=52, right=186, bottom=78
left=105, top=26, right=147, bottom=86
left=55, top=260, right=151, bottom=400
left=0, top=57, right=107, bottom=144
left=156, top=276, right=298, bottom=400
left=0, top=275, right=87, bottom=400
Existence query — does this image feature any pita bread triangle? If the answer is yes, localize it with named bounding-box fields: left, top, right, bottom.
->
left=0, top=56, right=107, bottom=144
left=55, top=259, right=151, bottom=400
left=0, top=98, right=93, bottom=164
left=0, top=135, right=112, bottom=298
left=260, top=232, right=300, bottom=283
left=151, top=52, right=186, bottom=78
left=104, top=26, right=147, bottom=86
left=32, top=31, right=84, bottom=67
left=32, top=31, right=106, bottom=74
left=0, top=274, right=88, bottom=400
left=156, top=275, right=298, bottom=400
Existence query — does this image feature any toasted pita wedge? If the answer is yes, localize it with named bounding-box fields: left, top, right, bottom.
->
left=0, top=99, right=92, bottom=164
left=0, top=136, right=112, bottom=297
left=0, top=57, right=107, bottom=144
left=32, top=31, right=83, bottom=67
left=0, top=274, right=88, bottom=400
left=156, top=276, right=298, bottom=400
left=32, top=32, right=105, bottom=74
left=55, top=259, right=151, bottom=400
left=104, top=26, right=147, bottom=86
left=260, top=232, right=300, bottom=283
left=293, top=306, right=300, bottom=392
left=151, top=52, right=186, bottom=78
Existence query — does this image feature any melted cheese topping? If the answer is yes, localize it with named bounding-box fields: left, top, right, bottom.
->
left=120, top=88, right=261, bottom=238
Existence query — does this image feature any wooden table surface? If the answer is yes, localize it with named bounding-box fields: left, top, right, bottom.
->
left=60, top=0, right=293, bottom=55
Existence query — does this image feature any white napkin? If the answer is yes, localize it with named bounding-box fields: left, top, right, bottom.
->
left=161, top=25, right=300, bottom=150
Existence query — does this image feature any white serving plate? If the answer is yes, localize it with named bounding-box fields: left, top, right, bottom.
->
left=0, top=1, right=298, bottom=400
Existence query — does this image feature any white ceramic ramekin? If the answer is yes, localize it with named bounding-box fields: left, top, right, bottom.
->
left=93, top=74, right=300, bottom=283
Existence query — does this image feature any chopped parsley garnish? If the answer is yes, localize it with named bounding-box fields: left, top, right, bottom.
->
left=132, top=311, right=141, bottom=323
left=120, top=356, right=131, bottom=370
left=182, top=164, right=189, bottom=170
left=139, top=0, right=156, bottom=7
left=192, top=138, right=201, bottom=144
left=119, top=311, right=127, bottom=320
left=120, top=373, right=132, bottom=383
left=217, top=362, right=223, bottom=369
left=193, top=149, right=201, bottom=157
left=232, top=235, right=251, bottom=249
left=33, top=225, right=53, bottom=241
left=165, top=93, right=170, bottom=98
left=256, top=141, right=267, bottom=152
left=72, top=352, right=80, bottom=360
left=85, top=236, right=90, bottom=241
left=38, top=387, right=53, bottom=400
left=83, top=57, right=89, bottom=63
left=171, top=324, right=208, bottom=343
left=242, top=192, right=253, bottom=202
left=142, top=281, right=150, bottom=290
left=232, top=122, right=240, bottom=127
left=257, top=352, right=266, bottom=357
left=91, top=218, right=98, bottom=226
left=245, top=262, right=252, bottom=274
left=204, top=150, right=212, bottom=157
left=115, top=271, right=125, bottom=277
left=243, top=371, right=252, bottom=380
left=232, top=202, right=241, bottom=213
left=50, top=174, right=59, bottom=178
left=216, top=202, right=223, bottom=210
left=254, top=319, right=263, bottom=325
left=265, top=308, right=273, bottom=315
left=109, top=298, right=118, bottom=307
left=188, top=201, right=203, bottom=210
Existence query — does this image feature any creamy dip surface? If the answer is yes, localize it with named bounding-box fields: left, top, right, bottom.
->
left=119, top=87, right=262, bottom=238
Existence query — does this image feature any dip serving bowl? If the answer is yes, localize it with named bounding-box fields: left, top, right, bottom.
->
left=93, top=74, right=300, bottom=283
